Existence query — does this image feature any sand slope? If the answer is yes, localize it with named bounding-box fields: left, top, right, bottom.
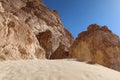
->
left=0, top=60, right=120, bottom=80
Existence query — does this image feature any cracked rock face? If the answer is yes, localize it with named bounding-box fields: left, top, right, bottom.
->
left=69, top=24, right=120, bottom=71
left=0, top=0, right=74, bottom=60
left=0, top=8, right=45, bottom=60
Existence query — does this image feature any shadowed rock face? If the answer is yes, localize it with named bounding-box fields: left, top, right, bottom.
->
left=69, top=24, right=120, bottom=71
left=36, top=30, right=52, bottom=59
left=50, top=43, right=69, bottom=59
left=0, top=0, right=74, bottom=59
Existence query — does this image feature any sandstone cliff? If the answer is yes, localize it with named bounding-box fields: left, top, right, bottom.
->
left=0, top=0, right=73, bottom=60
left=69, top=24, right=120, bottom=71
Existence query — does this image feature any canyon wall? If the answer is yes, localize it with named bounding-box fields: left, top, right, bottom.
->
left=0, top=0, right=74, bottom=60
left=69, top=24, right=120, bottom=71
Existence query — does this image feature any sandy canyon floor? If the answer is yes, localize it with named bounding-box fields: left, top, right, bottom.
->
left=0, top=59, right=120, bottom=80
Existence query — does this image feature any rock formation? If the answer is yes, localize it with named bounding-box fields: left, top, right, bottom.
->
left=0, top=1, right=45, bottom=60
left=0, top=0, right=74, bottom=60
left=69, top=24, right=120, bottom=71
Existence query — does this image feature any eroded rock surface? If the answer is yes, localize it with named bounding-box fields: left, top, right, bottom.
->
left=0, top=7, right=45, bottom=60
left=0, top=0, right=74, bottom=59
left=69, top=24, right=120, bottom=71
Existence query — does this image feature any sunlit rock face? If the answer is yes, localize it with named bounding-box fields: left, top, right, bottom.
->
left=0, top=5, right=45, bottom=60
left=0, top=0, right=74, bottom=59
left=69, top=24, right=120, bottom=71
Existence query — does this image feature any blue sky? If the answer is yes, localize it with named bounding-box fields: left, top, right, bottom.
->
left=43, top=0, right=120, bottom=38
